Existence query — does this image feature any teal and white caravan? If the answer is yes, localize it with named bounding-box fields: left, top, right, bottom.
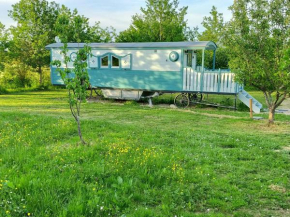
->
left=46, top=41, right=262, bottom=113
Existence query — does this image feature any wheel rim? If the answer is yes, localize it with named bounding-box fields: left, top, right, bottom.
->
left=189, top=93, right=203, bottom=102
left=174, top=94, right=189, bottom=108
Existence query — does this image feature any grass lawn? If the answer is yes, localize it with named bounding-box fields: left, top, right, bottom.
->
left=0, top=90, right=289, bottom=216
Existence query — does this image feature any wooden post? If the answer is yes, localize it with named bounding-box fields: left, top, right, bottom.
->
left=249, top=98, right=253, bottom=118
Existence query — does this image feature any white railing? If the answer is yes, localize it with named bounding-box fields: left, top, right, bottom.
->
left=183, top=67, right=242, bottom=93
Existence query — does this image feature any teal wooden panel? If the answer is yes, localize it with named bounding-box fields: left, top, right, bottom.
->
left=89, top=69, right=183, bottom=91
left=51, top=68, right=64, bottom=85
left=50, top=68, right=183, bottom=91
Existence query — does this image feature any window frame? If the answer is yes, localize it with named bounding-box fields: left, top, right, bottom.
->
left=89, top=52, right=132, bottom=70
left=100, top=55, right=109, bottom=68
left=111, top=55, right=120, bottom=69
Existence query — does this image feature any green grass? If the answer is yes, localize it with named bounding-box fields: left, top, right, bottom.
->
left=151, top=91, right=264, bottom=112
left=0, top=90, right=289, bottom=216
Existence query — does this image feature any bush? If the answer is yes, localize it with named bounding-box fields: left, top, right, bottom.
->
left=0, top=85, right=7, bottom=94
left=237, top=102, right=249, bottom=112
left=0, top=62, right=38, bottom=89
left=0, top=62, right=52, bottom=90
left=124, top=100, right=139, bottom=106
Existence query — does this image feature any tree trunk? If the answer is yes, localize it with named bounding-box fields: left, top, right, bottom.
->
left=38, top=65, right=43, bottom=86
left=268, top=107, right=275, bottom=125
left=76, top=115, right=86, bottom=145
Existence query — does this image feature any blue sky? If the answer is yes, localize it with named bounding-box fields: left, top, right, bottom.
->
left=0, top=0, right=233, bottom=32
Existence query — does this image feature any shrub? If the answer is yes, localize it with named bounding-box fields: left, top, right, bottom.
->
left=0, top=85, right=7, bottom=94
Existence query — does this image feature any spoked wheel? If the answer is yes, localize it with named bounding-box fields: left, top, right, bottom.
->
left=174, top=93, right=189, bottom=108
left=188, top=93, right=203, bottom=103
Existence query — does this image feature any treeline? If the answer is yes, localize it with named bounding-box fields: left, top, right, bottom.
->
left=0, top=0, right=227, bottom=91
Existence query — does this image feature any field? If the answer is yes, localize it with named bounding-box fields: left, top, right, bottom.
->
left=0, top=90, right=289, bottom=216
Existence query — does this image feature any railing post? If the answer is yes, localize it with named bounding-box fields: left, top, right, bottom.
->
left=182, top=67, right=186, bottom=90
left=213, top=49, right=216, bottom=70
left=201, top=49, right=205, bottom=92
left=218, top=68, right=221, bottom=93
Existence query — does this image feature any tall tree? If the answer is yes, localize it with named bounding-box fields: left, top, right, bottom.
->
left=199, top=6, right=229, bottom=69
left=55, top=6, right=116, bottom=43
left=199, top=6, right=224, bottom=43
left=88, top=22, right=116, bottom=43
left=116, top=0, right=189, bottom=42
left=8, top=0, right=59, bottom=85
left=55, top=6, right=90, bottom=43
left=0, top=22, right=10, bottom=72
left=225, top=0, right=290, bottom=124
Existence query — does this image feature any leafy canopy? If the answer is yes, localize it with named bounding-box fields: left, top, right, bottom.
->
left=55, top=5, right=116, bottom=43
left=116, top=0, right=189, bottom=42
left=198, top=6, right=229, bottom=69
left=0, top=22, right=10, bottom=71
left=225, top=0, right=290, bottom=123
left=8, top=0, right=59, bottom=84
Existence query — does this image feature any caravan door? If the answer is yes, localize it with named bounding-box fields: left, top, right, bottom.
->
left=184, top=50, right=197, bottom=70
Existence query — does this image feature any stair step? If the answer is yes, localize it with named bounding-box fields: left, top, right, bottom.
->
left=238, top=90, right=262, bottom=113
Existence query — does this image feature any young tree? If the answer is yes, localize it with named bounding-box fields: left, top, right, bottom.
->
left=9, top=0, right=59, bottom=85
left=116, top=0, right=189, bottom=42
left=225, top=0, right=290, bottom=124
left=54, top=11, right=92, bottom=145
left=52, top=44, right=91, bottom=144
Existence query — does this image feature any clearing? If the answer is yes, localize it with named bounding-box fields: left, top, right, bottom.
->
left=0, top=90, right=289, bottom=216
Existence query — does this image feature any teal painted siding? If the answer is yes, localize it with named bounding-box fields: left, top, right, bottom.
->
left=50, top=68, right=183, bottom=91
left=51, top=68, right=64, bottom=85
left=89, top=69, right=183, bottom=91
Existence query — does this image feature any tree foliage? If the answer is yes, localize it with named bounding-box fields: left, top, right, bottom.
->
left=198, top=6, right=229, bottom=69
left=0, top=22, right=9, bottom=73
left=199, top=6, right=224, bottom=43
left=88, top=22, right=116, bottom=43
left=0, top=61, right=40, bottom=88
left=225, top=0, right=290, bottom=124
left=0, top=22, right=10, bottom=72
left=2, top=0, right=115, bottom=90
left=55, top=5, right=116, bottom=43
left=8, top=0, right=59, bottom=85
left=116, top=0, right=190, bottom=42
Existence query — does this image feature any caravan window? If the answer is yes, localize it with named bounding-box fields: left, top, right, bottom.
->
left=101, top=56, right=109, bottom=68
left=112, top=56, right=120, bottom=68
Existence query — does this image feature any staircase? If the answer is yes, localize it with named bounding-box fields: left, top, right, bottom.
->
left=238, top=90, right=263, bottom=113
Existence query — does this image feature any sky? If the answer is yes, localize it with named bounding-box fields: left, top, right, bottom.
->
left=0, top=0, right=233, bottom=32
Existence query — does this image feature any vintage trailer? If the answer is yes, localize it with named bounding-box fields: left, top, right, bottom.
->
left=46, top=41, right=262, bottom=113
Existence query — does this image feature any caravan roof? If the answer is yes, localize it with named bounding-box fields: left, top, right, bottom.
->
left=46, top=41, right=217, bottom=50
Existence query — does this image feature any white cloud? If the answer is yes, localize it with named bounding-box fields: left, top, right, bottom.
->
left=0, top=0, right=233, bottom=33
left=0, top=0, right=18, bottom=3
